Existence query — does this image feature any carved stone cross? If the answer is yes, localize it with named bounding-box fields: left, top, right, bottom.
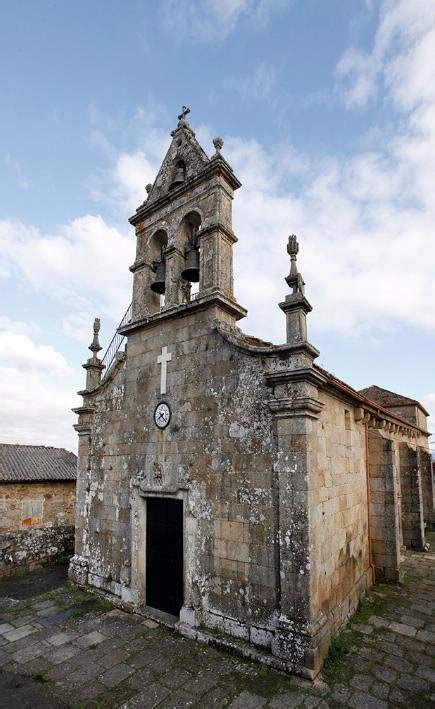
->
left=178, top=105, right=191, bottom=121
left=157, top=346, right=172, bottom=395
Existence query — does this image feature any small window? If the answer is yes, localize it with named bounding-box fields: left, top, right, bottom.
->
left=344, top=410, right=351, bottom=430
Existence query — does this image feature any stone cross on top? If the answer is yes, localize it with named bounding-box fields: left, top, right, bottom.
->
left=178, top=105, right=191, bottom=122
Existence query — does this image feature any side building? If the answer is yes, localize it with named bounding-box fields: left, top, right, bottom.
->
left=69, top=110, right=432, bottom=678
left=0, top=444, right=77, bottom=577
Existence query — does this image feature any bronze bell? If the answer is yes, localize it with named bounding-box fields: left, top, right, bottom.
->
left=150, top=259, right=166, bottom=294
left=181, top=247, right=200, bottom=282
left=170, top=163, right=185, bottom=190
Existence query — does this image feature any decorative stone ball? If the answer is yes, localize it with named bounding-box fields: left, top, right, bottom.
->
left=213, top=136, right=224, bottom=153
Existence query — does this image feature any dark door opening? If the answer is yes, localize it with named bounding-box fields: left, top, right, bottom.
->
left=146, top=497, right=184, bottom=617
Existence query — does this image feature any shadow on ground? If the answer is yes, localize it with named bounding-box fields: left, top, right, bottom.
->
left=0, top=549, right=434, bottom=708
left=0, top=564, right=69, bottom=601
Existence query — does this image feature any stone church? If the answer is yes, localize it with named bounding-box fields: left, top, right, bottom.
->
left=70, top=108, right=433, bottom=678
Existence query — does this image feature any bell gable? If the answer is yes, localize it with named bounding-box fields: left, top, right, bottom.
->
left=142, top=108, right=210, bottom=208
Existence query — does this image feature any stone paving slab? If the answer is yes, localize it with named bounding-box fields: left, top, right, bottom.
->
left=0, top=548, right=434, bottom=707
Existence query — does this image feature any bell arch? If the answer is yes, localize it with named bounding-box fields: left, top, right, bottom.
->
left=178, top=211, right=202, bottom=295
left=148, top=228, right=168, bottom=304
left=148, top=228, right=168, bottom=261
left=178, top=210, right=201, bottom=244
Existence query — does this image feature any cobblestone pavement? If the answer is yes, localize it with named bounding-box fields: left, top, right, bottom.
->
left=0, top=549, right=434, bottom=708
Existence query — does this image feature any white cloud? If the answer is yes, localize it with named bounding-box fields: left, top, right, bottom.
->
left=336, top=47, right=380, bottom=108
left=336, top=0, right=435, bottom=110
left=78, top=1, right=435, bottom=347
left=0, top=215, right=134, bottom=323
left=0, top=365, right=78, bottom=451
left=0, top=315, right=39, bottom=336
left=0, top=331, right=71, bottom=375
left=90, top=151, right=158, bottom=214
left=3, top=0, right=435, bottom=450
left=223, top=134, right=435, bottom=340
left=62, top=312, right=95, bottom=345
left=0, top=321, right=79, bottom=451
left=159, top=0, right=290, bottom=42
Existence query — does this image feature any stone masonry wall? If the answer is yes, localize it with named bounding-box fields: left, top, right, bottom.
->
left=0, top=481, right=76, bottom=531
left=399, top=442, right=425, bottom=550
left=419, top=447, right=434, bottom=529
left=0, top=525, right=74, bottom=579
left=74, top=306, right=279, bottom=642
left=310, top=392, right=371, bottom=638
left=367, top=430, right=402, bottom=581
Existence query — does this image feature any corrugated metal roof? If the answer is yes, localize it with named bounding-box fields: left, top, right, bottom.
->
left=0, top=444, right=77, bottom=482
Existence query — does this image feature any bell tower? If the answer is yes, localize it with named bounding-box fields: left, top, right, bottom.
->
left=128, top=107, right=246, bottom=325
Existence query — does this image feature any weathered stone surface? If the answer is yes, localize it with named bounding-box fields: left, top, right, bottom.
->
left=230, top=691, right=267, bottom=708
left=100, top=662, right=134, bottom=688
left=47, top=631, right=78, bottom=647
left=0, top=525, right=74, bottom=579
left=0, top=481, right=76, bottom=532
left=70, top=110, right=432, bottom=681
left=75, top=630, right=105, bottom=648
left=2, top=624, right=37, bottom=642
left=348, top=691, right=387, bottom=708
left=0, top=545, right=434, bottom=707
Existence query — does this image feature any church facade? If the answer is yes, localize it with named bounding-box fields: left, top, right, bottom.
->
left=70, top=109, right=432, bottom=678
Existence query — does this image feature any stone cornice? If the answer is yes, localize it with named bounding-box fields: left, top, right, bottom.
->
left=199, top=222, right=238, bottom=244
left=82, top=360, right=104, bottom=372
left=129, top=157, right=241, bottom=226
left=119, top=292, right=247, bottom=336
left=215, top=323, right=320, bottom=359
left=72, top=405, right=95, bottom=415
left=129, top=258, right=154, bottom=274
left=79, top=351, right=127, bottom=397
left=132, top=481, right=189, bottom=496
left=265, top=366, right=327, bottom=388
left=267, top=396, right=325, bottom=419
left=279, top=294, right=313, bottom=315
left=73, top=423, right=92, bottom=435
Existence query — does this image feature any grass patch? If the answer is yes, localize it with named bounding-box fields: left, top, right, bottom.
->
left=323, top=626, right=363, bottom=682
left=226, top=663, right=300, bottom=700
left=352, top=583, right=398, bottom=623
left=93, top=597, right=114, bottom=612
left=67, top=596, right=114, bottom=620
left=55, top=553, right=72, bottom=565
left=323, top=581, right=399, bottom=682
left=31, top=671, right=50, bottom=684
left=68, top=608, right=88, bottom=619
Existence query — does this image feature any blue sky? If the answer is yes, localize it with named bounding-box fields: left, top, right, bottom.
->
left=0, top=0, right=434, bottom=453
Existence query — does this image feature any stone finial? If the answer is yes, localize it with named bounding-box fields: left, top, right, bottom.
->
left=145, top=183, right=153, bottom=195
left=83, top=317, right=104, bottom=390
left=213, top=136, right=224, bottom=154
left=285, top=234, right=305, bottom=295
left=89, top=317, right=102, bottom=357
left=279, top=234, right=315, bottom=349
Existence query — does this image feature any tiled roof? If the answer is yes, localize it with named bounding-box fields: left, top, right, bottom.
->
left=313, top=366, right=428, bottom=431
left=358, top=385, right=429, bottom=416
left=0, top=444, right=77, bottom=482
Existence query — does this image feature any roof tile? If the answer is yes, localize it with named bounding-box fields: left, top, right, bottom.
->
left=0, top=444, right=77, bottom=482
